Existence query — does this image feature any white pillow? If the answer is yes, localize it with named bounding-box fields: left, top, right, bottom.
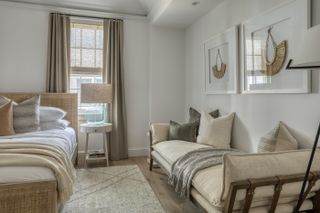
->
left=197, top=112, right=235, bottom=148
left=40, top=106, right=66, bottom=122
left=40, top=119, right=70, bottom=131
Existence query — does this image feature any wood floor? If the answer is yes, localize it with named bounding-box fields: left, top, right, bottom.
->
left=77, top=155, right=205, bottom=213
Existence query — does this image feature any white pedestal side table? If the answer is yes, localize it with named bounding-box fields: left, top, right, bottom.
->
left=80, top=123, right=112, bottom=167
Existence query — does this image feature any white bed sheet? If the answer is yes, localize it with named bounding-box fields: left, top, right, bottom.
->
left=0, top=127, right=76, bottom=183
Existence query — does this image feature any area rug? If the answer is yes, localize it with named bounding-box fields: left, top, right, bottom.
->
left=62, top=165, right=165, bottom=213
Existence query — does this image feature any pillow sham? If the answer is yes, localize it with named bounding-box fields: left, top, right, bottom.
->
left=0, top=96, right=11, bottom=106
left=13, top=95, right=41, bottom=133
left=188, top=107, right=219, bottom=123
left=40, top=106, right=66, bottom=122
left=197, top=112, right=235, bottom=148
left=40, top=119, right=70, bottom=131
left=0, top=101, right=15, bottom=136
left=168, top=120, right=198, bottom=142
left=258, top=121, right=298, bottom=153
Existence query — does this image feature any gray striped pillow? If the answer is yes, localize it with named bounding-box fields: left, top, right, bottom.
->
left=13, top=95, right=41, bottom=133
left=0, top=96, right=10, bottom=106
left=258, top=121, right=298, bottom=153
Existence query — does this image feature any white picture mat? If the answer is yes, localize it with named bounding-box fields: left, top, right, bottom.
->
left=204, top=26, right=239, bottom=94
left=241, top=0, right=311, bottom=94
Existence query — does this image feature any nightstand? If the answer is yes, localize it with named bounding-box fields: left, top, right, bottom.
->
left=80, top=123, right=112, bottom=167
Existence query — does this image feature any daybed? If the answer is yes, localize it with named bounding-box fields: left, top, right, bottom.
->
left=149, top=123, right=320, bottom=213
left=0, top=93, right=78, bottom=213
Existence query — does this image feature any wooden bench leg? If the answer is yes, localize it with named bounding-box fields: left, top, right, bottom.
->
left=312, top=190, right=320, bottom=213
left=149, top=157, right=153, bottom=171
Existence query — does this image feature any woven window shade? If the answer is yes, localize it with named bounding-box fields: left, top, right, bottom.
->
left=81, top=83, right=112, bottom=103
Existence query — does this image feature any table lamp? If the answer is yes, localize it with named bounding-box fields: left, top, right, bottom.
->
left=81, top=83, right=112, bottom=124
left=286, top=24, right=320, bottom=213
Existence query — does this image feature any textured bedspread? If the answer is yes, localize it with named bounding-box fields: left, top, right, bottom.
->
left=168, top=147, right=236, bottom=198
left=0, top=128, right=76, bottom=157
left=0, top=140, right=76, bottom=203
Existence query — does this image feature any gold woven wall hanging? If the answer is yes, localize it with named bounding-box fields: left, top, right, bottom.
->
left=261, top=28, right=287, bottom=76
left=212, top=49, right=227, bottom=79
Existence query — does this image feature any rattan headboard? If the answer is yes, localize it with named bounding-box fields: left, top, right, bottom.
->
left=0, top=93, right=78, bottom=134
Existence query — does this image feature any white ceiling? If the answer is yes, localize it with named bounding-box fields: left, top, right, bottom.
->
left=150, top=0, right=225, bottom=28
left=138, top=0, right=159, bottom=12
left=5, top=0, right=224, bottom=28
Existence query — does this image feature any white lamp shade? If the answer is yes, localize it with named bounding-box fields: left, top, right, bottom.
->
left=81, top=83, right=112, bottom=103
left=293, top=24, right=320, bottom=67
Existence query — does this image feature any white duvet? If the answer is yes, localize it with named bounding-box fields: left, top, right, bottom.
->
left=0, top=128, right=76, bottom=183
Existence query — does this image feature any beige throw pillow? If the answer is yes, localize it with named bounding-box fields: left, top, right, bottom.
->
left=0, top=101, right=15, bottom=136
left=150, top=123, right=170, bottom=145
left=197, top=112, right=235, bottom=148
left=258, top=121, right=298, bottom=153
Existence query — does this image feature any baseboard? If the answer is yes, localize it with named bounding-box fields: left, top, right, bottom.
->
left=78, top=147, right=149, bottom=157
left=128, top=147, right=149, bottom=157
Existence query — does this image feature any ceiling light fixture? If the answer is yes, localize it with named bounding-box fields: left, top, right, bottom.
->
left=192, top=1, right=200, bottom=6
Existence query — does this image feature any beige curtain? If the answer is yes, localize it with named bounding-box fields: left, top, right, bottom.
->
left=103, top=19, right=128, bottom=160
left=46, top=13, right=71, bottom=93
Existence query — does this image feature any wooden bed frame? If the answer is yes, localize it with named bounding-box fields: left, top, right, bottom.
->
left=148, top=130, right=320, bottom=213
left=0, top=93, right=78, bottom=213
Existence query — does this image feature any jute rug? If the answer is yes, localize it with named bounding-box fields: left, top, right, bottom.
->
left=62, top=165, right=165, bottom=213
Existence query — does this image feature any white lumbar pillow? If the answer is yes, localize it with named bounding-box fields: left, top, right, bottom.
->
left=197, top=112, right=235, bottom=148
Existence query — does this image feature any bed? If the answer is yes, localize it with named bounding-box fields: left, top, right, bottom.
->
left=0, top=93, right=78, bottom=213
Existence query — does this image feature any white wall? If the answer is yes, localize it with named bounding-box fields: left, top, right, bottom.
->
left=123, top=19, right=150, bottom=156
left=0, top=5, right=48, bottom=92
left=185, top=0, right=320, bottom=152
left=0, top=2, right=186, bottom=157
left=149, top=26, right=185, bottom=123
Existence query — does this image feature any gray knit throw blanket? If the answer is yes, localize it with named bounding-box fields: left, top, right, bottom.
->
left=168, top=147, right=236, bottom=199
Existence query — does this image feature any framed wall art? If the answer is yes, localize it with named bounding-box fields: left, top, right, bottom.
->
left=242, top=0, right=311, bottom=94
left=204, top=26, right=239, bottom=94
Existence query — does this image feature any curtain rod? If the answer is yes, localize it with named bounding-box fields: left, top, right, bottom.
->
left=53, top=13, right=123, bottom=21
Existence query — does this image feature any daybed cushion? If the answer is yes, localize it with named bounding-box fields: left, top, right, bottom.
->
left=153, top=141, right=320, bottom=211
left=153, top=140, right=224, bottom=207
left=150, top=123, right=169, bottom=144
left=222, top=149, right=320, bottom=201
left=190, top=188, right=313, bottom=213
left=153, top=140, right=210, bottom=164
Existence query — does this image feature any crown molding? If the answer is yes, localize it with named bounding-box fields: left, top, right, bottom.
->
left=0, top=0, right=148, bottom=21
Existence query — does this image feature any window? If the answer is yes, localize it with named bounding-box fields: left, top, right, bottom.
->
left=69, top=20, right=104, bottom=121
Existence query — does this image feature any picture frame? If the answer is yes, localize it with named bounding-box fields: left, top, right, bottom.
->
left=241, top=0, right=311, bottom=94
left=204, top=26, right=239, bottom=94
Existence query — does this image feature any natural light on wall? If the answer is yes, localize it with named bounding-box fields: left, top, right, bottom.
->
left=69, top=20, right=105, bottom=121
left=246, top=38, right=271, bottom=85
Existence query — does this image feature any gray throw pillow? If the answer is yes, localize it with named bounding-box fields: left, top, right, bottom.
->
left=189, top=107, right=219, bottom=136
left=168, top=120, right=198, bottom=142
left=188, top=107, right=219, bottom=123
left=13, top=95, right=41, bottom=133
